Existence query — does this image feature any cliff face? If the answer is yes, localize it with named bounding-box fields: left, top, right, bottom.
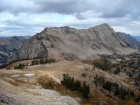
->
left=13, top=23, right=136, bottom=61
left=0, top=36, right=25, bottom=65
left=116, top=32, right=140, bottom=49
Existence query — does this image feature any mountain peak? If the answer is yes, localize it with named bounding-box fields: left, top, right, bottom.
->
left=12, top=23, right=136, bottom=61
left=96, top=23, right=111, bottom=28
left=100, top=23, right=110, bottom=26
left=89, top=23, right=111, bottom=30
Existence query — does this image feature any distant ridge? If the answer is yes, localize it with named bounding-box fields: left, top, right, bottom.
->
left=133, top=36, right=140, bottom=42
left=0, top=36, right=31, bottom=39
left=116, top=32, right=140, bottom=49
left=0, top=36, right=26, bottom=65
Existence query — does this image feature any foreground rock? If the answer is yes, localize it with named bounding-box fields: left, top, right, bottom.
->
left=0, top=75, right=78, bottom=105
left=0, top=86, right=78, bottom=105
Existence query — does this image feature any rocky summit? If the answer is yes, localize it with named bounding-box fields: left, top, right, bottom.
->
left=13, top=23, right=136, bottom=61
left=0, top=36, right=25, bottom=65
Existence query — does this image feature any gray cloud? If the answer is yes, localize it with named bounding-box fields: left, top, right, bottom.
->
left=100, top=0, right=140, bottom=18
left=0, top=0, right=140, bottom=19
left=0, top=0, right=140, bottom=36
left=35, top=0, right=90, bottom=14
left=74, top=13, right=86, bottom=20
left=0, top=0, right=91, bottom=15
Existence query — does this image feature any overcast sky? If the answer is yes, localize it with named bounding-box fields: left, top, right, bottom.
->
left=0, top=0, right=140, bottom=36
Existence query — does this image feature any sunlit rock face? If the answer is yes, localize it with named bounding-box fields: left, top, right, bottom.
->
left=13, top=23, right=136, bottom=61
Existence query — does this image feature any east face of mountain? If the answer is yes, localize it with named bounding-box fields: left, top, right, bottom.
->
left=116, top=32, right=140, bottom=49
left=13, top=23, right=136, bottom=61
left=0, top=36, right=26, bottom=65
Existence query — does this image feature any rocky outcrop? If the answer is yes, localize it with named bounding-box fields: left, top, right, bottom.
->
left=13, top=23, right=136, bottom=61
left=0, top=36, right=25, bottom=65
left=116, top=32, right=140, bottom=49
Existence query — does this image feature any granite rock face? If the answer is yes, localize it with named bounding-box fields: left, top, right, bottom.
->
left=13, top=23, right=136, bottom=61
left=0, top=36, right=25, bottom=65
left=116, top=32, right=140, bottom=49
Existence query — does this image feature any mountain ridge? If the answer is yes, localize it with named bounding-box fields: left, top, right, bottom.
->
left=0, top=36, right=26, bottom=65
left=116, top=32, right=140, bottom=49
left=12, top=23, right=137, bottom=61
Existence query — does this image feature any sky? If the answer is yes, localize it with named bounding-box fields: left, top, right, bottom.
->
left=0, top=0, right=140, bottom=36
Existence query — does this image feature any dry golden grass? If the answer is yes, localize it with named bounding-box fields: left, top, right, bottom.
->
left=8, top=80, right=18, bottom=86
left=82, top=60, right=93, bottom=66
left=123, top=78, right=134, bottom=84
left=1, top=60, right=140, bottom=105
left=37, top=75, right=93, bottom=104
left=37, top=76, right=64, bottom=91
left=124, top=99, right=138, bottom=105
left=6, top=60, right=32, bottom=69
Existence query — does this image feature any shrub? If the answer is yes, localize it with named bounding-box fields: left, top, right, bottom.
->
left=93, top=59, right=111, bottom=70
left=94, top=75, right=135, bottom=100
left=61, top=74, right=89, bottom=98
left=82, top=73, right=87, bottom=77
left=114, top=67, right=121, bottom=74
